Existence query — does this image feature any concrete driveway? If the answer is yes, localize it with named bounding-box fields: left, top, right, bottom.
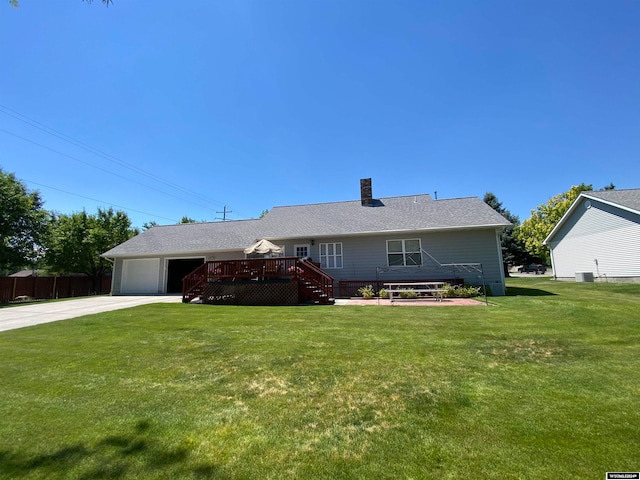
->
left=0, top=295, right=182, bottom=333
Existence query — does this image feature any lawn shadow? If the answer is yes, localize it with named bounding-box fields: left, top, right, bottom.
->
left=0, top=420, right=224, bottom=479
left=505, top=286, right=557, bottom=297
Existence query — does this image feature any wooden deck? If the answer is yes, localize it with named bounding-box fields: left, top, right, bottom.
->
left=182, top=257, right=335, bottom=305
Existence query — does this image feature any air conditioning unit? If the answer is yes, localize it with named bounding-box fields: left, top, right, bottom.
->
left=575, top=272, right=594, bottom=282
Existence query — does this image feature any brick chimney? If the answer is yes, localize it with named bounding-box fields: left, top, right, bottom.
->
left=360, top=178, right=373, bottom=206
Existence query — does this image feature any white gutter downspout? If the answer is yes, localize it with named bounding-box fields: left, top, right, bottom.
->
left=495, top=228, right=507, bottom=295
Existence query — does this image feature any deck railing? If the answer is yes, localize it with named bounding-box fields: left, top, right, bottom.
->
left=182, top=257, right=334, bottom=304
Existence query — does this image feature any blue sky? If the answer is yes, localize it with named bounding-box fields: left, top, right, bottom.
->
left=1, top=1, right=639, bottom=228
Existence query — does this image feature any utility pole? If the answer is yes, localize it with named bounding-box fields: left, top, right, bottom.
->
left=215, top=205, right=232, bottom=221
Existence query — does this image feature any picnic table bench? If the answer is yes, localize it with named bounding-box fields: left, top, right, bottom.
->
left=384, top=282, right=447, bottom=303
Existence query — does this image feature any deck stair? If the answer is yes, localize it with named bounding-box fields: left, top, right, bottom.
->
left=182, top=262, right=209, bottom=303
left=296, top=258, right=335, bottom=304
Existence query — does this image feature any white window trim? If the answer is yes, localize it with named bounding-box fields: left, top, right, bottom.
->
left=293, top=244, right=310, bottom=258
left=319, top=242, right=343, bottom=269
left=386, top=238, right=423, bottom=267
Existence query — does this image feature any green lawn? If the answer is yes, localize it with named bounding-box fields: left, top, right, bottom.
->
left=1, top=278, right=639, bottom=479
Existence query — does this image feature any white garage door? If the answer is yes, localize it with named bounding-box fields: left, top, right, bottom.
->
left=121, top=258, right=160, bottom=294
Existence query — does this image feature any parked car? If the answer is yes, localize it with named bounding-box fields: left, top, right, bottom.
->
left=517, top=264, right=547, bottom=274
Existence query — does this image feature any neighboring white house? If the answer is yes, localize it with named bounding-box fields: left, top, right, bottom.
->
left=102, top=179, right=512, bottom=296
left=544, top=189, right=640, bottom=282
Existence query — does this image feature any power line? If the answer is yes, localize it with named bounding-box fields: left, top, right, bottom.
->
left=19, top=177, right=180, bottom=223
left=0, top=104, right=248, bottom=219
left=0, top=104, right=221, bottom=206
left=0, top=127, right=219, bottom=213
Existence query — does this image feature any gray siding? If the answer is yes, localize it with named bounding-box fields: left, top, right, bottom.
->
left=111, top=230, right=506, bottom=295
left=280, top=228, right=505, bottom=295
left=112, top=253, right=218, bottom=294
left=548, top=198, right=640, bottom=279
left=207, top=251, right=244, bottom=261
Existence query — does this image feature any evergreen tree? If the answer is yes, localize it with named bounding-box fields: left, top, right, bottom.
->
left=483, top=192, right=530, bottom=275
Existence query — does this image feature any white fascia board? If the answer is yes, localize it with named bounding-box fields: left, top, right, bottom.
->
left=103, top=249, right=243, bottom=259
left=582, top=194, right=640, bottom=217
left=104, top=224, right=511, bottom=258
left=543, top=194, right=587, bottom=245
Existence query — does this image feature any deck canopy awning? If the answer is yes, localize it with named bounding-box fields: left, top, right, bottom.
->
left=243, top=239, right=283, bottom=255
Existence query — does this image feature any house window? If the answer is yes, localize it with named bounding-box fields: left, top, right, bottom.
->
left=294, top=244, right=310, bottom=258
left=319, top=243, right=343, bottom=269
left=387, top=239, right=422, bottom=266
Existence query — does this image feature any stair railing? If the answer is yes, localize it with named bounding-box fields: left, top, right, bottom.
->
left=182, top=262, right=211, bottom=303
left=297, top=258, right=335, bottom=302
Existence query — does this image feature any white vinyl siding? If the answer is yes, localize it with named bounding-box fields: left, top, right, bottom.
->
left=319, top=243, right=343, bottom=269
left=387, top=239, right=422, bottom=266
left=548, top=198, right=640, bottom=279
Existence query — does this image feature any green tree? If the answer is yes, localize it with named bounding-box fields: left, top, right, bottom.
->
left=45, top=207, right=138, bottom=292
left=516, top=183, right=593, bottom=264
left=483, top=192, right=530, bottom=274
left=259, top=209, right=269, bottom=219
left=180, top=216, right=196, bottom=224
left=0, top=168, right=49, bottom=273
left=142, top=220, right=158, bottom=230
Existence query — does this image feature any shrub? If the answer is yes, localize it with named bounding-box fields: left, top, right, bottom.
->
left=442, top=284, right=482, bottom=298
left=399, top=289, right=418, bottom=299
left=357, top=285, right=375, bottom=299
left=378, top=288, right=389, bottom=299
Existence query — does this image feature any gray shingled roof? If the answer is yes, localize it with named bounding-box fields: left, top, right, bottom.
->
left=102, top=219, right=266, bottom=257
left=103, top=194, right=511, bottom=257
left=260, top=195, right=509, bottom=237
left=584, top=188, right=640, bottom=213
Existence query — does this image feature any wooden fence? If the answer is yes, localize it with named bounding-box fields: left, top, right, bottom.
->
left=0, top=276, right=112, bottom=303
